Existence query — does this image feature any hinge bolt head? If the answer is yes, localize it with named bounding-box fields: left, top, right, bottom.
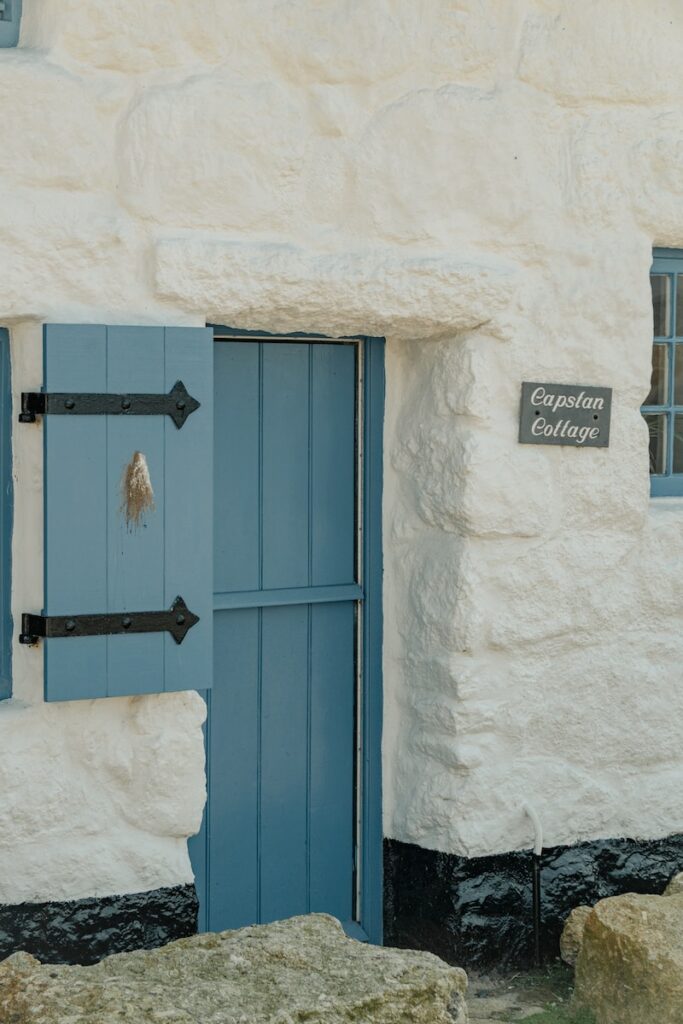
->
left=122, top=616, right=132, bottom=629
left=121, top=398, right=131, bottom=410
left=64, top=398, right=75, bottom=410
left=65, top=619, right=76, bottom=632
left=176, top=613, right=185, bottom=625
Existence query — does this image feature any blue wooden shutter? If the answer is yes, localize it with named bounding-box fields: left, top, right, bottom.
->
left=0, top=0, right=21, bottom=46
left=0, top=329, right=12, bottom=701
left=40, top=324, right=213, bottom=702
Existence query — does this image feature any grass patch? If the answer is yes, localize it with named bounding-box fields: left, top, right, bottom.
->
left=524, top=1005, right=595, bottom=1024
left=494, top=963, right=594, bottom=1023
left=510, top=963, right=574, bottom=1002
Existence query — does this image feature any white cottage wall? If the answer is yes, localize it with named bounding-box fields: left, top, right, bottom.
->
left=0, top=0, right=680, bottom=905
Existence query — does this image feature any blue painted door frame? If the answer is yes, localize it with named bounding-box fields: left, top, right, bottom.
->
left=190, top=328, right=384, bottom=944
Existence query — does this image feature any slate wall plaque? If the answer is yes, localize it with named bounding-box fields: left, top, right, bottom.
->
left=519, top=382, right=612, bottom=448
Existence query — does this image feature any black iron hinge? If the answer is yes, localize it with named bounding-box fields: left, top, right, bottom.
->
left=20, top=596, right=199, bottom=646
left=19, top=380, right=199, bottom=429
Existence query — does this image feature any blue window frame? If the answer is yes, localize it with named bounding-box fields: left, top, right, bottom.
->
left=642, top=249, right=683, bottom=497
left=0, top=329, right=12, bottom=699
left=0, top=0, right=21, bottom=47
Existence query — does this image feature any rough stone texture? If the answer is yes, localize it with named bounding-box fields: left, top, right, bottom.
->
left=1, top=0, right=683, bottom=907
left=0, top=884, right=197, bottom=965
left=574, top=893, right=683, bottom=1024
left=385, top=834, right=683, bottom=968
left=0, top=914, right=469, bottom=1024
left=155, top=241, right=515, bottom=342
left=0, top=689, right=206, bottom=904
left=665, top=872, right=683, bottom=896
left=559, top=906, right=592, bottom=967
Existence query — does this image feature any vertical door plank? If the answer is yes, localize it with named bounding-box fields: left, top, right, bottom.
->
left=105, top=327, right=165, bottom=698
left=309, top=601, right=355, bottom=920
left=213, top=342, right=260, bottom=595
left=311, top=344, right=356, bottom=586
left=260, top=604, right=309, bottom=921
left=163, top=327, right=214, bottom=694
left=44, top=325, right=109, bottom=701
left=209, top=609, right=260, bottom=930
left=261, top=344, right=310, bottom=590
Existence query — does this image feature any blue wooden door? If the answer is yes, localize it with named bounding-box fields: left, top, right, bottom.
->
left=191, top=334, right=381, bottom=937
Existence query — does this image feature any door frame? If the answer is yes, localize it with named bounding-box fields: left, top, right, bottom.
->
left=196, top=325, right=384, bottom=944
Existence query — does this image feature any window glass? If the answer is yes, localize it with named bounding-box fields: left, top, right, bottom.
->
left=645, top=413, right=667, bottom=475
left=651, top=274, right=671, bottom=337
left=674, top=348, right=683, bottom=406
left=676, top=277, right=683, bottom=338
left=673, top=416, right=683, bottom=474
left=647, top=343, right=669, bottom=406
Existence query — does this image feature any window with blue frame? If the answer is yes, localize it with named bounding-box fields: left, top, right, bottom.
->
left=0, top=0, right=21, bottom=47
left=642, top=249, right=683, bottom=497
left=0, top=330, right=11, bottom=700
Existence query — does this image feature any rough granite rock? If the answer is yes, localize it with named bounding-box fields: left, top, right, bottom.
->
left=573, top=893, right=683, bottom=1024
left=559, top=905, right=592, bottom=967
left=0, top=913, right=469, bottom=1024
left=665, top=872, right=683, bottom=896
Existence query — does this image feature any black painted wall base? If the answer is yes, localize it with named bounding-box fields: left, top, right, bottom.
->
left=0, top=884, right=197, bottom=965
left=384, top=834, right=683, bottom=970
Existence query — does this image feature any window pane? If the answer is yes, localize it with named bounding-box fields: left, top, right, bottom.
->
left=644, top=413, right=667, bottom=474
left=646, top=343, right=669, bottom=405
left=673, top=346, right=683, bottom=406
left=652, top=274, right=671, bottom=337
left=677, top=277, right=683, bottom=338
left=673, top=416, right=683, bottom=474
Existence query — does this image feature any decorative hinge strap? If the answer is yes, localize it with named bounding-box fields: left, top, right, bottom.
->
left=19, top=596, right=199, bottom=646
left=19, top=380, right=199, bottom=429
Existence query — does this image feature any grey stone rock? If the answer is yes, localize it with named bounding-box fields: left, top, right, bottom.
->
left=559, top=905, right=592, bottom=966
left=0, top=912, right=468, bottom=1024
left=573, top=893, right=683, bottom=1024
left=664, top=871, right=683, bottom=896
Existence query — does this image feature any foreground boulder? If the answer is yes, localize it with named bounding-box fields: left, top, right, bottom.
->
left=0, top=913, right=468, bottom=1024
left=665, top=872, right=683, bottom=896
left=559, top=905, right=592, bottom=967
left=573, top=893, right=683, bottom=1024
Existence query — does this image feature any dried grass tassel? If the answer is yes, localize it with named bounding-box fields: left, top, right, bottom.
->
left=122, top=451, right=155, bottom=529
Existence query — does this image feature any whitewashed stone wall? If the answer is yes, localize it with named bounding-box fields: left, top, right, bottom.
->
left=0, top=0, right=681, bottom=901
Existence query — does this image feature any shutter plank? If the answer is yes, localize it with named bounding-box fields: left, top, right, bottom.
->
left=163, top=327, right=213, bottom=694
left=44, top=325, right=108, bottom=701
left=106, top=327, right=166, bottom=698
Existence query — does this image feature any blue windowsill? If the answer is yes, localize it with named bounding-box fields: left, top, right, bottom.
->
left=650, top=476, right=683, bottom=498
